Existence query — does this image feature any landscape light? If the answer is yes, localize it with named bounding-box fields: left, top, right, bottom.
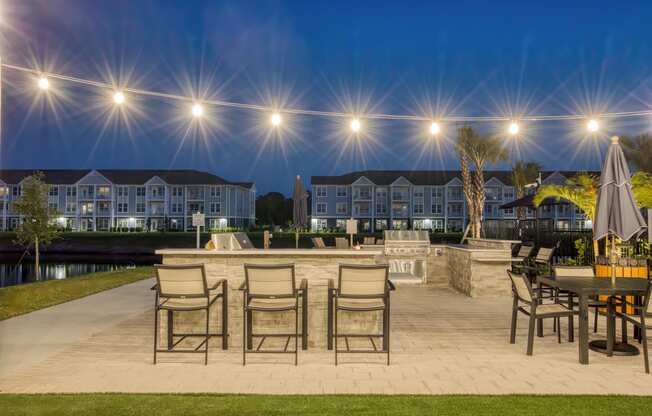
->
left=271, top=113, right=282, bottom=126
left=429, top=122, right=441, bottom=136
left=113, top=91, right=125, bottom=105
left=508, top=122, right=519, bottom=136
left=587, top=119, right=599, bottom=132
left=350, top=118, right=361, bottom=133
left=38, top=77, right=49, bottom=90
left=192, top=103, right=204, bottom=118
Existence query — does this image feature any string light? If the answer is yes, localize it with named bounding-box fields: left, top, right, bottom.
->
left=508, top=121, right=519, bottom=136
left=191, top=103, right=204, bottom=118
left=587, top=119, right=599, bottom=132
left=350, top=118, right=361, bottom=133
left=429, top=121, right=441, bottom=136
left=37, top=77, right=49, bottom=90
left=1, top=63, right=651, bottom=135
left=113, top=91, right=125, bottom=105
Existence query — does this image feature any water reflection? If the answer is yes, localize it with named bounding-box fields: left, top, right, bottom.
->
left=0, top=263, right=132, bottom=288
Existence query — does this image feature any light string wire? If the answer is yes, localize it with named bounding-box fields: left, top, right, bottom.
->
left=4, top=62, right=652, bottom=123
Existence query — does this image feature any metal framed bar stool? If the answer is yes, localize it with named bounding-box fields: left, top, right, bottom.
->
left=328, top=264, right=395, bottom=365
left=241, top=263, right=308, bottom=365
left=153, top=263, right=228, bottom=365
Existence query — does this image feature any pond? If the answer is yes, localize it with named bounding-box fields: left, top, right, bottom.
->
left=0, top=254, right=156, bottom=288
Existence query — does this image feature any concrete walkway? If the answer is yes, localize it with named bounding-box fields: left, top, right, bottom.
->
left=1, top=279, right=651, bottom=395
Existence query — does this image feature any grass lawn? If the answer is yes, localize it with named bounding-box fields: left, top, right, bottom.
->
left=0, top=266, right=153, bottom=320
left=1, top=394, right=651, bottom=415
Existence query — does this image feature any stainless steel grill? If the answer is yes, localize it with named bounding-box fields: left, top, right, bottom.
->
left=383, top=230, right=431, bottom=283
left=210, top=232, right=255, bottom=250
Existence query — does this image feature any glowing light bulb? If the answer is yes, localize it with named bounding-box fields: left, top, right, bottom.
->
left=429, top=122, right=441, bottom=136
left=192, top=103, right=204, bottom=118
left=508, top=122, right=519, bottom=136
left=113, top=91, right=125, bottom=105
left=271, top=113, right=282, bottom=126
left=38, top=77, right=49, bottom=90
left=350, top=118, right=361, bottom=133
left=587, top=119, right=599, bottom=132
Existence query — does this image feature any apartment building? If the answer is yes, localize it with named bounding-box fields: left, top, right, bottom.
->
left=310, top=170, right=592, bottom=232
left=0, top=169, right=255, bottom=231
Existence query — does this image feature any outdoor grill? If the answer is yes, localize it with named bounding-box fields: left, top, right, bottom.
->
left=383, top=230, right=431, bottom=283
left=210, top=232, right=255, bottom=250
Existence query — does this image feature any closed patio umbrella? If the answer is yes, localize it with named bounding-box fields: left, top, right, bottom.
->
left=292, top=175, right=308, bottom=249
left=593, top=136, right=647, bottom=283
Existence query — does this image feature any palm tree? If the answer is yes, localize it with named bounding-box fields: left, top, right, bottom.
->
left=511, top=161, right=541, bottom=220
left=620, top=134, right=652, bottom=174
left=456, top=126, right=510, bottom=238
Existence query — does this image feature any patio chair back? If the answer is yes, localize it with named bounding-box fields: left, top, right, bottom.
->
left=534, top=247, right=554, bottom=264
left=516, top=244, right=534, bottom=258
left=244, top=263, right=295, bottom=297
left=335, top=237, right=349, bottom=249
left=554, top=266, right=594, bottom=278
left=507, top=270, right=533, bottom=303
left=155, top=264, right=207, bottom=298
left=312, top=237, right=327, bottom=249
left=338, top=264, right=388, bottom=298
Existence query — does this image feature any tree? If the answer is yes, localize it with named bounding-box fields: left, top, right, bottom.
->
left=456, top=126, right=510, bottom=238
left=511, top=161, right=541, bottom=220
left=12, top=172, right=61, bottom=279
left=533, top=172, right=652, bottom=257
left=255, top=192, right=293, bottom=227
left=620, top=134, right=652, bottom=174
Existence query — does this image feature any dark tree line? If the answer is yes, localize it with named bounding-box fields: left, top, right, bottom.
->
left=255, top=191, right=312, bottom=227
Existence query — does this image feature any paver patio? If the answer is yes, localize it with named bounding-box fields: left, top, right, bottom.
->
left=1, top=278, right=650, bottom=395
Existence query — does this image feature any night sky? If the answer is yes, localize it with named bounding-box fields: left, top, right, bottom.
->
left=2, top=0, right=652, bottom=194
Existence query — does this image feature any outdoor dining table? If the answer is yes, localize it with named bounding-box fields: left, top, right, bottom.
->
left=538, top=276, right=648, bottom=365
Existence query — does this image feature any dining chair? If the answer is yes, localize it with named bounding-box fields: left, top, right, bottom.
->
left=328, top=264, right=394, bottom=365
left=241, top=263, right=307, bottom=365
left=554, top=266, right=608, bottom=333
left=613, top=280, right=651, bottom=373
left=507, top=270, right=576, bottom=355
left=153, top=264, right=228, bottom=365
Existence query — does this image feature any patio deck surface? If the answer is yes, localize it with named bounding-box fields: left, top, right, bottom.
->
left=1, top=278, right=650, bottom=395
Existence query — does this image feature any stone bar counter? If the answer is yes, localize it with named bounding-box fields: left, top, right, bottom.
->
left=155, top=248, right=384, bottom=349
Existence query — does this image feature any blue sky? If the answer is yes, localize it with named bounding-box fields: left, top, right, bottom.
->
left=2, top=0, right=652, bottom=194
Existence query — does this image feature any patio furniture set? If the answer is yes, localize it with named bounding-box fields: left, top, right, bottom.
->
left=153, top=262, right=395, bottom=366
left=508, top=244, right=651, bottom=374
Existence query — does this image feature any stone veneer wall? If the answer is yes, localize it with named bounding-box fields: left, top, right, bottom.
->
left=160, top=253, right=383, bottom=349
left=467, top=238, right=518, bottom=251
left=444, top=245, right=512, bottom=297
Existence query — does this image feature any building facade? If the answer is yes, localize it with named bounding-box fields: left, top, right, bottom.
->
left=0, top=169, right=255, bottom=231
left=311, top=170, right=592, bottom=232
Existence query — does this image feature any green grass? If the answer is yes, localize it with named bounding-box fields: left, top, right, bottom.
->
left=0, top=266, right=153, bottom=320
left=0, top=394, right=651, bottom=415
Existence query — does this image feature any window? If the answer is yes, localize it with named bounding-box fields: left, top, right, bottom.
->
left=136, top=187, right=146, bottom=198
left=96, top=186, right=110, bottom=198
left=187, top=186, right=204, bottom=200
left=485, top=186, right=502, bottom=201
left=171, top=203, right=183, bottom=214
left=431, top=187, right=443, bottom=199
left=150, top=186, right=165, bottom=198
left=48, top=202, right=58, bottom=211
left=12, top=186, right=21, bottom=196
left=117, top=202, right=128, bottom=213
left=447, top=203, right=463, bottom=217
left=336, top=219, right=347, bottom=230
left=172, top=186, right=183, bottom=197
left=354, top=186, right=371, bottom=200
left=432, top=219, right=444, bottom=232
left=447, top=219, right=464, bottom=232
left=312, top=218, right=327, bottom=231
left=392, top=219, right=408, bottom=230
left=96, top=218, right=110, bottom=231
left=66, top=186, right=77, bottom=197
left=79, top=185, right=94, bottom=199
left=336, top=202, right=347, bottom=215
left=66, top=202, right=76, bottom=213
left=210, top=186, right=221, bottom=198
left=336, top=186, right=347, bottom=197
left=80, top=202, right=94, bottom=215
left=315, top=186, right=327, bottom=198
left=188, top=202, right=204, bottom=213
left=316, top=202, right=327, bottom=214
left=97, top=201, right=111, bottom=214
left=136, top=202, right=146, bottom=213
left=49, top=186, right=59, bottom=197
left=431, top=203, right=443, bottom=215
left=116, top=186, right=128, bottom=198
left=503, top=207, right=514, bottom=215
left=503, top=187, right=515, bottom=200
left=375, top=219, right=388, bottom=230
left=376, top=202, right=387, bottom=215
left=210, top=202, right=221, bottom=214
left=391, top=202, right=409, bottom=217
left=447, top=186, right=463, bottom=200
left=392, top=188, right=409, bottom=201
left=413, top=187, right=424, bottom=198
left=414, top=202, right=424, bottom=214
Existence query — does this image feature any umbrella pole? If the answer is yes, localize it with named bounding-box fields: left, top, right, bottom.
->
left=295, top=230, right=299, bottom=249
left=610, top=235, right=616, bottom=286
